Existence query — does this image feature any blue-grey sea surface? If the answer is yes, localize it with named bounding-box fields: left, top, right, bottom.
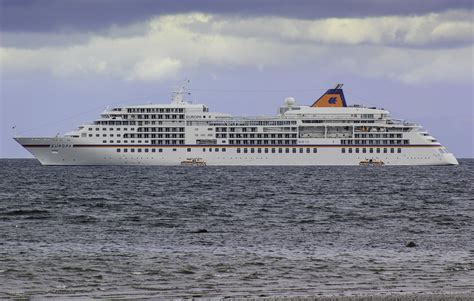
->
left=0, top=159, right=473, bottom=299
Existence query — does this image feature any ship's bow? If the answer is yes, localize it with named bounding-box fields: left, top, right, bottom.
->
left=14, top=137, right=54, bottom=165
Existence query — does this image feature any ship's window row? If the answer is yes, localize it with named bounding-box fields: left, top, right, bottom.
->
left=214, top=127, right=297, bottom=133
left=200, top=148, right=227, bottom=153
left=115, top=147, right=318, bottom=154
left=236, top=147, right=317, bottom=154
left=341, top=139, right=409, bottom=145
left=118, top=148, right=164, bottom=153
left=123, top=114, right=185, bottom=120
left=94, top=120, right=185, bottom=126
left=229, top=140, right=298, bottom=145
left=125, top=133, right=185, bottom=138
left=126, top=108, right=185, bottom=113
left=341, top=148, right=401, bottom=154
left=151, top=140, right=186, bottom=145
left=202, top=120, right=297, bottom=126
left=302, top=120, right=377, bottom=124
left=353, top=126, right=410, bottom=132
left=227, top=133, right=298, bottom=138
left=103, top=140, right=149, bottom=144
left=355, top=133, right=403, bottom=138
left=87, top=127, right=133, bottom=131
left=137, top=127, right=185, bottom=132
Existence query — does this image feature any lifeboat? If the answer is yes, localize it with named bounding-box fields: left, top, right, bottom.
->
left=359, top=159, right=385, bottom=166
left=180, top=158, right=207, bottom=166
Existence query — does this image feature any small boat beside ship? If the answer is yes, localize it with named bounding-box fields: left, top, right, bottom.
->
left=181, top=158, right=206, bottom=166
left=359, top=159, right=385, bottom=166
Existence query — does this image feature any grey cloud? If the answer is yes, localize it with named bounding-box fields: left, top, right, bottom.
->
left=1, top=0, right=472, bottom=33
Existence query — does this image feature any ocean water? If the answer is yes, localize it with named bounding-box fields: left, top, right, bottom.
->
left=0, top=159, right=473, bottom=299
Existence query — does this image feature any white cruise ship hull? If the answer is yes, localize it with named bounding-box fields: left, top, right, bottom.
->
left=15, top=137, right=459, bottom=166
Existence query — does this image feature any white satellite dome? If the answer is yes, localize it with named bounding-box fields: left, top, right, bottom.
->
left=284, top=97, right=296, bottom=106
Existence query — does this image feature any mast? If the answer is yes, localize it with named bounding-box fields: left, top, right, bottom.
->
left=171, top=79, right=190, bottom=104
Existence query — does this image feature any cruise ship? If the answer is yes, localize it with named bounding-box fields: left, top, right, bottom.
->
left=14, top=84, right=458, bottom=166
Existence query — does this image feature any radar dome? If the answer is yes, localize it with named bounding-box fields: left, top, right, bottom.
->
left=284, top=97, right=296, bottom=106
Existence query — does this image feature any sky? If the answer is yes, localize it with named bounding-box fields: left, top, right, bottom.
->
left=0, top=0, right=473, bottom=158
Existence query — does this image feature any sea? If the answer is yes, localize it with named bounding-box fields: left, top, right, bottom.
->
left=0, top=159, right=473, bottom=300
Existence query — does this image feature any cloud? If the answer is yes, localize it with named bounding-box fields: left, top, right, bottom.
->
left=1, top=0, right=472, bottom=32
left=205, top=9, right=473, bottom=48
left=1, top=11, right=472, bottom=84
left=128, top=57, right=182, bottom=81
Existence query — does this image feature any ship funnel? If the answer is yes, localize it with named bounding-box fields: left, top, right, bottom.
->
left=311, top=84, right=347, bottom=108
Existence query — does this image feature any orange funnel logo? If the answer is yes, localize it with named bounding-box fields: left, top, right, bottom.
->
left=311, top=84, right=347, bottom=108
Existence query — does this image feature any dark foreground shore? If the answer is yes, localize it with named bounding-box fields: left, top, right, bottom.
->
left=251, top=293, right=473, bottom=301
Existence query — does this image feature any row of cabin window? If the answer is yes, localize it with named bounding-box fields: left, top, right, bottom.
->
left=137, top=127, right=185, bottom=132
left=103, top=140, right=147, bottom=143
left=117, top=148, right=162, bottom=153
left=101, top=140, right=185, bottom=144
left=228, top=134, right=298, bottom=138
left=341, top=147, right=401, bottom=154
left=228, top=140, right=298, bottom=145
left=89, top=133, right=121, bottom=137
left=88, top=127, right=134, bottom=131
left=125, top=133, right=185, bottom=138
left=302, top=120, right=376, bottom=124
left=115, top=147, right=318, bottom=154
left=216, top=127, right=297, bottom=132
left=127, top=108, right=185, bottom=113
left=341, top=139, right=409, bottom=145
left=237, top=148, right=317, bottom=154
left=354, top=133, right=403, bottom=138
left=124, top=114, right=185, bottom=119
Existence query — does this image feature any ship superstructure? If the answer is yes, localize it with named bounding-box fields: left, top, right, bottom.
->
left=14, top=84, right=458, bottom=166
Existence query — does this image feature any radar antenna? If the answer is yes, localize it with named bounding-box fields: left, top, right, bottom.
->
left=172, top=79, right=191, bottom=104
